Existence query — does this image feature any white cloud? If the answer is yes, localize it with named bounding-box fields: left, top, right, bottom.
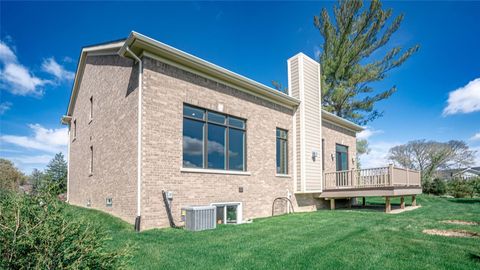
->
left=41, top=57, right=75, bottom=81
left=357, top=127, right=383, bottom=140
left=1, top=123, right=68, bottom=153
left=359, top=141, right=400, bottom=169
left=0, top=40, right=74, bottom=96
left=0, top=101, right=11, bottom=114
left=443, top=78, right=480, bottom=116
left=0, top=41, right=17, bottom=62
left=470, top=132, right=480, bottom=141
left=0, top=40, right=50, bottom=96
left=0, top=63, right=49, bottom=96
left=313, top=46, right=321, bottom=60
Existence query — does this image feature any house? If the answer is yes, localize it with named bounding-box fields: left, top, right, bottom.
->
left=61, top=32, right=422, bottom=231
left=437, top=167, right=480, bottom=180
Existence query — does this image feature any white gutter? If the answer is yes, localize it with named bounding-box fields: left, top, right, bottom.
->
left=125, top=46, right=143, bottom=228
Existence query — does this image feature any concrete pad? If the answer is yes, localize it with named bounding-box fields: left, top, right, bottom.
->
left=388, top=205, right=421, bottom=214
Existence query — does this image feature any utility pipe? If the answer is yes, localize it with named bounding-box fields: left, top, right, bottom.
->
left=125, top=46, right=143, bottom=231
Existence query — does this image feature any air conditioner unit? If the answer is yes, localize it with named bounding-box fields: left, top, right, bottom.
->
left=181, top=206, right=216, bottom=231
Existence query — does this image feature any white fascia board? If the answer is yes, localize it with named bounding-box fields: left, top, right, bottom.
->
left=321, top=110, right=364, bottom=132
left=65, top=41, right=124, bottom=117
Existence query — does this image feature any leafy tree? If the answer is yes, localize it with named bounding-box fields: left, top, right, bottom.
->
left=0, top=159, right=25, bottom=191
left=44, top=153, right=68, bottom=194
left=388, top=140, right=476, bottom=192
left=314, top=0, right=419, bottom=125
left=356, top=139, right=370, bottom=169
left=0, top=185, right=132, bottom=269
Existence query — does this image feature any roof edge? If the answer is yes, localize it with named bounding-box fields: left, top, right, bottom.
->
left=321, top=110, right=364, bottom=132
left=118, top=31, right=300, bottom=109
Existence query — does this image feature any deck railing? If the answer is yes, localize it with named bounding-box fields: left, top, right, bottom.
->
left=323, top=165, right=421, bottom=190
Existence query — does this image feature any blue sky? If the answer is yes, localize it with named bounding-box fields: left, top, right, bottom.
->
left=1, top=1, right=479, bottom=173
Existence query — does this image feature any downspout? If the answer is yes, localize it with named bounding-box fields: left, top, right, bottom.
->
left=125, top=46, right=143, bottom=232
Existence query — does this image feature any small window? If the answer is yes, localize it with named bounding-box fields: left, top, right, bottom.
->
left=73, top=119, right=77, bottom=140
left=276, top=128, right=288, bottom=174
left=89, top=96, right=93, bottom=121
left=89, top=146, right=93, bottom=175
left=106, top=198, right=112, bottom=207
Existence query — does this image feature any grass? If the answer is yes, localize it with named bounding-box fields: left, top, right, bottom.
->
left=68, top=195, right=480, bottom=269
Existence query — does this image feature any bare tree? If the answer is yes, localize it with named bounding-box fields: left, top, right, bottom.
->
left=388, top=140, right=476, bottom=182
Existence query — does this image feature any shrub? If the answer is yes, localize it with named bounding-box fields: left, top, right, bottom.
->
left=429, top=178, right=447, bottom=195
left=448, top=178, right=474, bottom=198
left=0, top=184, right=132, bottom=269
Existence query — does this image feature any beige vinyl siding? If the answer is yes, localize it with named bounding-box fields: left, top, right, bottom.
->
left=288, top=54, right=322, bottom=193
left=288, top=57, right=302, bottom=192
left=302, top=57, right=322, bottom=192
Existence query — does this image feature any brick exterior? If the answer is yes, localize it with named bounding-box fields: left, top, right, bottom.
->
left=322, top=121, right=357, bottom=173
left=140, top=56, right=322, bottom=229
left=68, top=54, right=357, bottom=230
left=68, top=55, right=138, bottom=223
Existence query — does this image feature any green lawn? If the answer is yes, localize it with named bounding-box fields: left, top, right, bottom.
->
left=69, top=195, right=480, bottom=269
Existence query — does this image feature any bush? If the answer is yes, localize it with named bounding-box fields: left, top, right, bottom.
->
left=0, top=184, right=132, bottom=269
left=429, top=178, right=447, bottom=195
left=471, top=177, right=480, bottom=197
left=448, top=178, right=474, bottom=198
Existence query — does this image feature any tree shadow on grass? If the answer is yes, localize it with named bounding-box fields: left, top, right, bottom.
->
left=469, top=253, right=480, bottom=263
left=447, top=198, right=480, bottom=204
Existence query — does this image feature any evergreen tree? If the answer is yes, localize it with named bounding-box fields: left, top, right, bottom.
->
left=44, top=153, right=68, bottom=194
left=314, top=0, right=419, bottom=125
left=29, top=168, right=45, bottom=194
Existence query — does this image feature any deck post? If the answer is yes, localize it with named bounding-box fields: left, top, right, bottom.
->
left=400, top=196, right=405, bottom=209
left=330, top=199, right=335, bottom=210
left=388, top=164, right=394, bottom=186
left=385, top=196, right=391, bottom=213
left=412, top=195, right=417, bottom=207
left=362, top=197, right=366, bottom=207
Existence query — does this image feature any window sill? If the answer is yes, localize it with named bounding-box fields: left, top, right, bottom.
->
left=275, top=174, right=291, bottom=178
left=181, top=168, right=251, bottom=176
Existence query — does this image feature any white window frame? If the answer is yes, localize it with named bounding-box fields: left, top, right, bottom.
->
left=210, top=202, right=243, bottom=225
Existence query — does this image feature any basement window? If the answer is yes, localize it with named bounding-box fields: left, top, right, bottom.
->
left=211, top=202, right=242, bottom=225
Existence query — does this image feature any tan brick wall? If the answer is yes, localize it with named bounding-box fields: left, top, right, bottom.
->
left=68, top=54, right=358, bottom=230
left=140, top=56, right=320, bottom=229
left=68, top=55, right=138, bottom=224
left=322, top=120, right=357, bottom=174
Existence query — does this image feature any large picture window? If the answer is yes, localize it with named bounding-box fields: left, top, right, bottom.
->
left=276, top=128, right=288, bottom=174
left=183, top=104, right=246, bottom=171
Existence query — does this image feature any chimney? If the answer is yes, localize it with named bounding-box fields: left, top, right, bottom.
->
left=287, top=53, right=323, bottom=192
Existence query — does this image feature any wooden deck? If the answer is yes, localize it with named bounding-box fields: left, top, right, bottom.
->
left=320, top=165, right=422, bottom=212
